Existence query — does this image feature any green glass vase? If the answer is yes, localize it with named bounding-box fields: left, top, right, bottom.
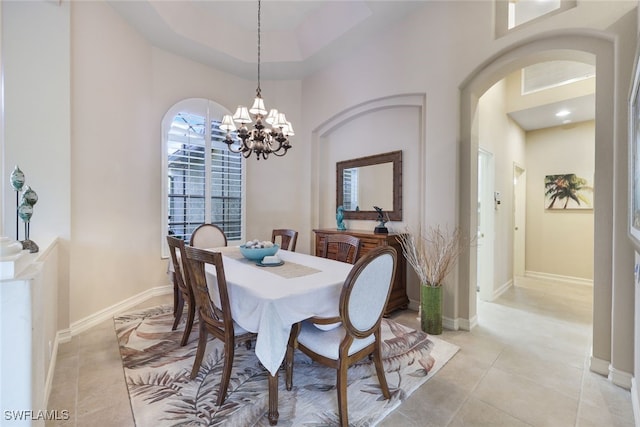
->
left=421, top=285, right=443, bottom=335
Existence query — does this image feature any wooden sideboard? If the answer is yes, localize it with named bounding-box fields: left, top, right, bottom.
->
left=312, top=228, right=409, bottom=315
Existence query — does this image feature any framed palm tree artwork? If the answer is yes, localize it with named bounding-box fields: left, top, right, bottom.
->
left=544, top=173, right=593, bottom=210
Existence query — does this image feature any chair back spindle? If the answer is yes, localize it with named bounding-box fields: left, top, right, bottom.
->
left=322, top=234, right=361, bottom=264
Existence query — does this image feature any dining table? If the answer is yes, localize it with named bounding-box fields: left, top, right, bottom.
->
left=200, top=245, right=354, bottom=425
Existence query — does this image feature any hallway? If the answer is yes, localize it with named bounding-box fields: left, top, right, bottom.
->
left=382, top=276, right=633, bottom=426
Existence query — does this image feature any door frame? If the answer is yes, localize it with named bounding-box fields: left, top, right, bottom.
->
left=513, top=163, right=526, bottom=278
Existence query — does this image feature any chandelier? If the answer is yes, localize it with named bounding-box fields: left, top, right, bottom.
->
left=219, top=0, right=294, bottom=161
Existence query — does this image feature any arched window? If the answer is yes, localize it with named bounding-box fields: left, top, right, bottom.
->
left=161, top=98, right=244, bottom=256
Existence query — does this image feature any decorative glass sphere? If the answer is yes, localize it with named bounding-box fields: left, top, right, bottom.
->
left=10, top=166, right=25, bottom=191
left=18, top=203, right=33, bottom=223
left=21, top=186, right=38, bottom=206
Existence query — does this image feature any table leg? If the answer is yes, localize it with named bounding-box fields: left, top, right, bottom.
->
left=268, top=371, right=279, bottom=425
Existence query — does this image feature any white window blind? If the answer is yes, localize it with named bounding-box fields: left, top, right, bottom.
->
left=342, top=168, right=359, bottom=211
left=508, top=0, right=561, bottom=29
left=522, top=60, right=595, bottom=94
left=166, top=110, right=242, bottom=243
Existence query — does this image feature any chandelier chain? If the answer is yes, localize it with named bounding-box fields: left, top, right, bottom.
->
left=219, top=0, right=293, bottom=160
left=256, top=0, right=261, bottom=96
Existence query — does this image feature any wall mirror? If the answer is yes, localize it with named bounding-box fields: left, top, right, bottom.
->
left=336, top=150, right=402, bottom=221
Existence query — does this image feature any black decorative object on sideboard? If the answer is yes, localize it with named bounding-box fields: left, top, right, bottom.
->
left=373, top=206, right=389, bottom=234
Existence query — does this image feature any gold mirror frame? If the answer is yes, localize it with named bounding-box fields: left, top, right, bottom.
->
left=336, top=150, right=402, bottom=221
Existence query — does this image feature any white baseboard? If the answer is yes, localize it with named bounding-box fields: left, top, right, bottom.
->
left=610, top=366, right=633, bottom=390
left=632, top=377, right=640, bottom=427
left=525, top=270, right=593, bottom=286
left=590, top=354, right=611, bottom=376
left=44, top=325, right=72, bottom=407
left=43, top=334, right=60, bottom=408
left=57, top=328, right=72, bottom=344
left=492, top=279, right=513, bottom=300
left=44, top=285, right=172, bottom=408
left=459, top=314, right=477, bottom=331
left=442, top=315, right=477, bottom=331
left=443, top=316, right=458, bottom=331
left=69, top=285, right=172, bottom=336
left=403, top=298, right=461, bottom=330
left=411, top=299, right=478, bottom=331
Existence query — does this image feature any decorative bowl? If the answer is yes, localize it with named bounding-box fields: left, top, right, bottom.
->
left=239, top=244, right=279, bottom=261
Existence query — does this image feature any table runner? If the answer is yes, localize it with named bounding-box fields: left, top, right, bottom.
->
left=215, top=246, right=322, bottom=279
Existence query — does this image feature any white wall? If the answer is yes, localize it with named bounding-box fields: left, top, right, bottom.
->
left=2, top=0, right=71, bottom=351
left=315, top=103, right=422, bottom=304
left=317, top=107, right=420, bottom=231
left=304, top=1, right=496, bottom=321
left=525, top=121, right=595, bottom=281
left=68, top=2, right=305, bottom=324
left=478, top=79, right=527, bottom=295
left=302, top=0, right=635, bottom=374
left=2, top=1, right=71, bottom=245
left=0, top=239, right=60, bottom=418
left=71, top=1, right=162, bottom=324
left=1, top=0, right=305, bottom=327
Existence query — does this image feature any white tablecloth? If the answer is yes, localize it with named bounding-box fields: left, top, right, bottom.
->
left=203, top=248, right=353, bottom=376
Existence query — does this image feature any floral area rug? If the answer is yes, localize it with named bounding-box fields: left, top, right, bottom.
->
left=114, top=305, right=459, bottom=426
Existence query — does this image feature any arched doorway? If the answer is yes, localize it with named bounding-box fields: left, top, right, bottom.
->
left=458, top=32, right=615, bottom=373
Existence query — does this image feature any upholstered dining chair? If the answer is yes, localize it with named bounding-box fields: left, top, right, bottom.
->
left=183, top=245, right=256, bottom=406
left=321, top=234, right=361, bottom=264
left=190, top=223, right=227, bottom=249
left=166, top=236, right=196, bottom=346
left=285, top=246, right=397, bottom=427
left=271, top=229, right=298, bottom=252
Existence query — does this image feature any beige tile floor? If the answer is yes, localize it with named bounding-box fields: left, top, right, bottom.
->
left=47, top=276, right=635, bottom=426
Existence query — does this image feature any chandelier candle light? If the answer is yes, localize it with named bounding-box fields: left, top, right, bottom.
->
left=219, top=0, right=294, bottom=160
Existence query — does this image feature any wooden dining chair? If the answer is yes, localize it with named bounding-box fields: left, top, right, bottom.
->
left=190, top=223, right=227, bottom=249
left=166, top=236, right=196, bottom=346
left=285, top=246, right=397, bottom=427
left=271, top=229, right=298, bottom=252
left=321, top=234, right=361, bottom=264
left=183, top=245, right=256, bottom=406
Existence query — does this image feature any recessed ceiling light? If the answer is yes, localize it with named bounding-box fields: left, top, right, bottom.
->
left=563, top=119, right=572, bottom=124
left=556, top=110, right=571, bottom=117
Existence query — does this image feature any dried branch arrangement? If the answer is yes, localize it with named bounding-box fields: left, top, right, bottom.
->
left=398, top=225, right=467, bottom=287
